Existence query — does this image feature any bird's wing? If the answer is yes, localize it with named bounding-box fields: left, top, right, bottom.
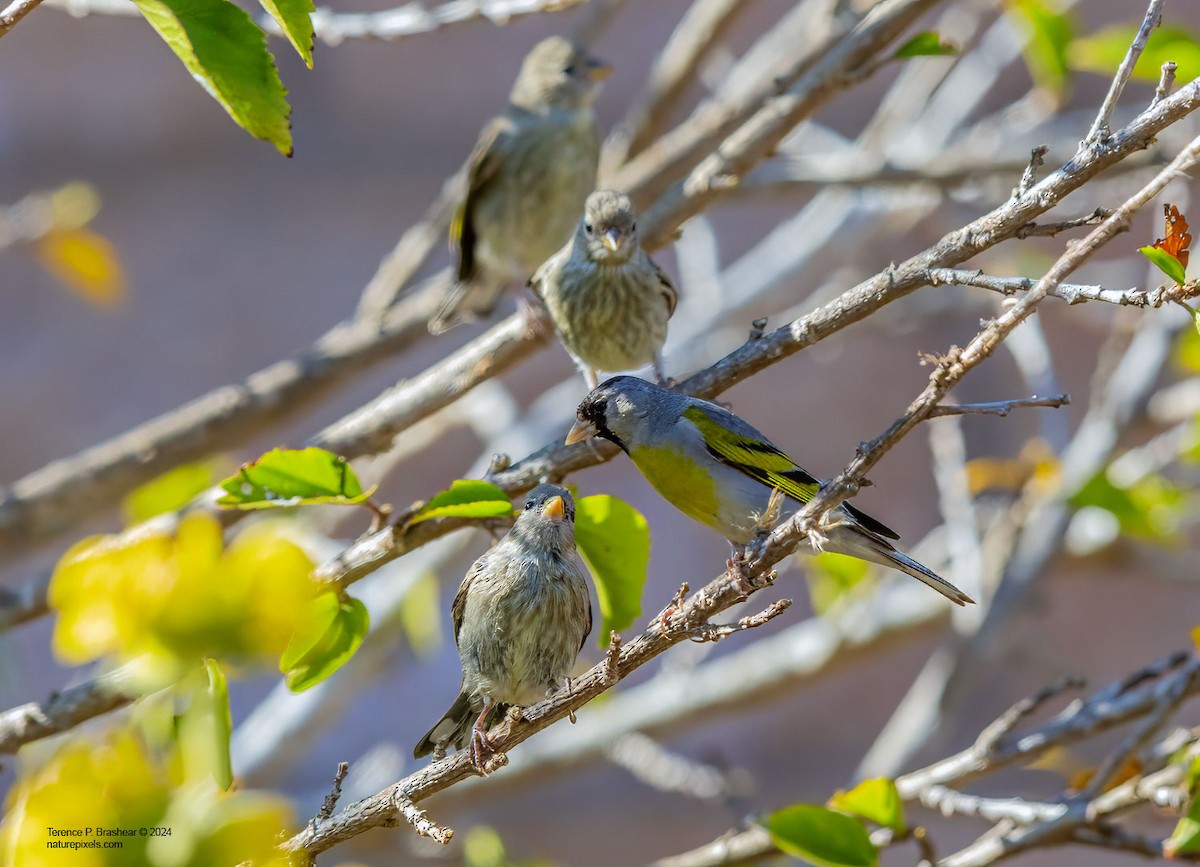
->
left=652, top=257, right=678, bottom=316
left=451, top=554, right=489, bottom=648
left=580, top=594, right=593, bottom=654
left=528, top=244, right=565, bottom=297
left=452, top=116, right=514, bottom=282
left=681, top=403, right=900, bottom=540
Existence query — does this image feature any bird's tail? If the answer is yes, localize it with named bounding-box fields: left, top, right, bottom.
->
left=413, top=691, right=475, bottom=759
left=428, top=275, right=507, bottom=334
left=823, top=524, right=975, bottom=606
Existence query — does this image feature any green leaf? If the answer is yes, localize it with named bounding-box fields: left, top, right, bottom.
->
left=1139, top=245, right=1189, bottom=286
left=178, top=659, right=234, bottom=789
left=763, top=804, right=878, bottom=867
left=1070, top=25, right=1200, bottom=83
left=217, top=447, right=376, bottom=509
left=894, top=31, right=957, bottom=58
left=1005, top=0, right=1074, bottom=96
left=123, top=461, right=219, bottom=524
left=807, top=552, right=872, bottom=614
left=130, top=0, right=293, bottom=155
left=1069, top=468, right=1186, bottom=543
left=829, top=779, right=906, bottom=834
left=257, top=0, right=314, bottom=67
left=407, top=479, right=515, bottom=526
left=280, top=592, right=369, bottom=692
left=574, top=495, right=650, bottom=646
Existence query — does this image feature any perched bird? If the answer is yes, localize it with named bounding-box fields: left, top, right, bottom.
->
left=430, top=36, right=610, bottom=334
left=531, top=189, right=677, bottom=388
left=565, top=377, right=973, bottom=605
left=413, top=484, right=593, bottom=768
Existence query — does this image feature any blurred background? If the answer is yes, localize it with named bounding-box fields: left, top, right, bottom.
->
left=1, top=0, right=1198, bottom=863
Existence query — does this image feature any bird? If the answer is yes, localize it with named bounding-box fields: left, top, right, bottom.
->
left=429, top=36, right=610, bottom=334
left=531, top=189, right=677, bottom=388
left=413, top=484, right=593, bottom=769
left=564, top=376, right=973, bottom=605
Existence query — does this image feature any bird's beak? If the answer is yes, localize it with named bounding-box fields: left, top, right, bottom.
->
left=587, top=59, right=613, bottom=82
left=602, top=227, right=622, bottom=253
left=542, top=495, right=566, bottom=522
left=565, top=418, right=597, bottom=445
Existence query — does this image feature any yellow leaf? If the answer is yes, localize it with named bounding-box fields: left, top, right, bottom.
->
left=1192, top=625, right=1200, bottom=654
left=33, top=228, right=128, bottom=308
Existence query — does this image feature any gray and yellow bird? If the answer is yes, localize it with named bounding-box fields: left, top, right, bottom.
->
left=414, top=484, right=593, bottom=769
left=430, top=37, right=610, bottom=334
left=532, top=189, right=677, bottom=388
left=566, top=377, right=973, bottom=605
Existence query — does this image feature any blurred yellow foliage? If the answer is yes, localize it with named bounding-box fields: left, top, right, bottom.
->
left=49, top=514, right=316, bottom=684
left=33, top=228, right=128, bottom=309
left=1, top=729, right=295, bottom=866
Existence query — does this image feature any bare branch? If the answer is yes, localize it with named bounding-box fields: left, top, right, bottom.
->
left=1154, top=60, right=1179, bottom=106
left=1015, top=207, right=1112, bottom=238
left=316, top=762, right=350, bottom=824
left=1085, top=0, right=1164, bottom=145
left=928, top=267, right=1179, bottom=307
left=927, top=395, right=1070, bottom=418
left=0, top=667, right=139, bottom=753
left=600, top=0, right=750, bottom=176
left=0, top=0, right=44, bottom=37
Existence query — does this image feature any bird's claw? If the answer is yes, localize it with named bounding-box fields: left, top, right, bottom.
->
left=726, top=550, right=756, bottom=598
left=469, top=725, right=504, bottom=774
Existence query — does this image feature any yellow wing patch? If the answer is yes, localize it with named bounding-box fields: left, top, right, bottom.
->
left=682, top=406, right=819, bottom=503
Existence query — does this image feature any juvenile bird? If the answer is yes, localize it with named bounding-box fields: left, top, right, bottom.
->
left=430, top=36, right=609, bottom=334
left=531, top=189, right=677, bottom=387
left=565, top=377, right=973, bottom=605
left=413, top=484, right=593, bottom=769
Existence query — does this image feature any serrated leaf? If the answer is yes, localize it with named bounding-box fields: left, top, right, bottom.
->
left=1139, top=245, right=1188, bottom=286
left=123, top=460, right=219, bottom=524
left=573, top=495, right=650, bottom=646
left=1070, top=25, right=1200, bottom=83
left=763, top=804, right=878, bottom=867
left=217, top=447, right=375, bottom=509
left=894, top=31, right=957, bottom=58
left=1005, top=0, right=1074, bottom=96
left=258, top=0, right=314, bottom=67
left=33, top=228, right=128, bottom=308
left=407, top=479, right=515, bottom=526
left=281, top=592, right=369, bottom=692
left=829, top=779, right=906, bottom=834
left=131, top=0, right=293, bottom=155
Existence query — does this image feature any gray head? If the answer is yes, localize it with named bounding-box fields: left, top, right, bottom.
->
left=565, top=375, right=685, bottom=453
left=510, top=36, right=611, bottom=113
left=510, top=483, right=578, bottom=552
left=577, top=189, right=641, bottom=263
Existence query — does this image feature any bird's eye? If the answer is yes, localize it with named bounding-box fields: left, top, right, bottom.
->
left=584, top=222, right=594, bottom=234
left=563, top=65, right=576, bottom=75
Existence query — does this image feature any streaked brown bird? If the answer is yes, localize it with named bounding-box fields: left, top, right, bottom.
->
left=413, top=485, right=593, bottom=769
left=532, top=189, right=677, bottom=388
left=430, top=37, right=610, bottom=334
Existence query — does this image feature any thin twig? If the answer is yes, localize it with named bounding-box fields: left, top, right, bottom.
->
left=0, top=0, right=43, bottom=37
left=927, top=395, right=1070, bottom=418
left=1084, top=0, right=1164, bottom=144
left=1154, top=61, right=1178, bottom=106
left=927, top=267, right=1176, bottom=307
left=316, top=762, right=350, bottom=824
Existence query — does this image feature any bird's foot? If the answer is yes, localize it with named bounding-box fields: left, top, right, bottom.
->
left=468, top=725, right=506, bottom=774
left=655, top=582, right=690, bottom=634
left=726, top=548, right=756, bottom=598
